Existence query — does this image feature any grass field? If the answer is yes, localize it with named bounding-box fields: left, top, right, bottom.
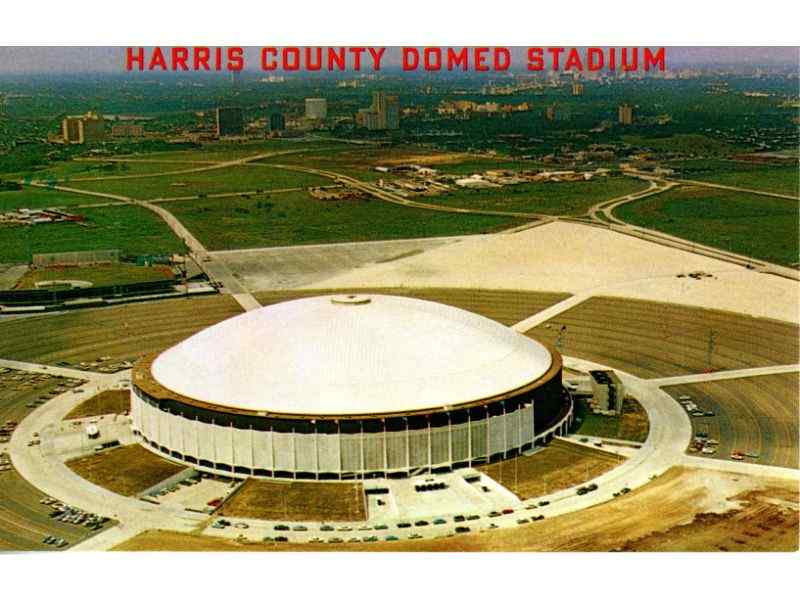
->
left=623, top=134, right=743, bottom=155
left=424, top=177, right=650, bottom=215
left=572, top=397, right=650, bottom=443
left=167, top=191, right=523, bottom=250
left=667, top=159, right=799, bottom=196
left=219, top=480, right=366, bottom=522
left=529, top=296, right=799, bottom=379
left=258, top=148, right=526, bottom=182
left=118, top=139, right=349, bottom=163
left=665, top=373, right=799, bottom=469
left=614, top=186, right=799, bottom=266
left=13, top=264, right=174, bottom=289
left=66, top=444, right=185, bottom=496
left=63, top=390, right=131, bottom=420
left=0, top=187, right=102, bottom=211
left=28, top=161, right=214, bottom=182
left=0, top=204, right=185, bottom=264
left=65, top=165, right=330, bottom=200
left=477, top=439, right=623, bottom=500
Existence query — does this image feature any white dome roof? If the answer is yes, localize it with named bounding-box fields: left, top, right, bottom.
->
left=151, top=294, right=553, bottom=416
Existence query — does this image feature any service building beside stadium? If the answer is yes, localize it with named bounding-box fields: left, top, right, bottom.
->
left=131, top=295, right=572, bottom=480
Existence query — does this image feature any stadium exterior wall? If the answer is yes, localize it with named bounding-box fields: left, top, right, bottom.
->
left=130, top=354, right=572, bottom=480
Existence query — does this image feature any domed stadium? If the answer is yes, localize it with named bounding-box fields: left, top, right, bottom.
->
left=131, top=294, right=571, bottom=479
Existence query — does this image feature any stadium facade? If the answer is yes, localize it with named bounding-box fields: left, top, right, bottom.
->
left=131, top=295, right=572, bottom=480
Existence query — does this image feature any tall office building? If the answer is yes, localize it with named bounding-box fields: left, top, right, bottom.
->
left=571, top=81, right=585, bottom=96
left=305, top=98, right=328, bottom=120
left=618, top=104, right=634, bottom=125
left=216, top=107, right=245, bottom=137
left=357, top=91, right=400, bottom=131
left=61, top=111, right=105, bottom=144
left=269, top=112, right=286, bottom=132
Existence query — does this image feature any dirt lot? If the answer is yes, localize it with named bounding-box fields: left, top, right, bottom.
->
left=665, top=373, right=799, bottom=469
left=219, top=480, right=366, bottom=522
left=255, top=288, right=570, bottom=327
left=477, top=439, right=623, bottom=499
left=574, top=397, right=650, bottom=443
left=66, top=444, right=185, bottom=497
left=0, top=295, right=242, bottom=367
left=113, top=467, right=799, bottom=552
left=63, top=390, right=130, bottom=421
left=529, top=296, right=799, bottom=378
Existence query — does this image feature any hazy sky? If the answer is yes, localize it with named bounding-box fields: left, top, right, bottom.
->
left=0, top=46, right=796, bottom=74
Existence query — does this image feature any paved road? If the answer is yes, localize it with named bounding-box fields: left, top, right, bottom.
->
left=649, top=364, right=800, bottom=387
left=8, top=370, right=208, bottom=551
left=587, top=179, right=676, bottom=223
left=33, top=148, right=324, bottom=185
left=25, top=182, right=262, bottom=312
left=0, top=358, right=109, bottom=382
left=511, top=295, right=590, bottom=333
left=668, top=177, right=798, bottom=201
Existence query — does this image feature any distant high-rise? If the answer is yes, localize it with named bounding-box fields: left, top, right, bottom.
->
left=269, top=112, right=286, bottom=132
left=356, top=91, right=400, bottom=131
left=305, top=98, right=328, bottom=120
left=618, top=103, right=634, bottom=125
left=571, top=81, right=585, bottom=96
left=62, top=111, right=105, bottom=144
left=216, top=107, right=244, bottom=137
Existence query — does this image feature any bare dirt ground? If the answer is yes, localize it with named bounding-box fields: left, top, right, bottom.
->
left=218, top=480, right=366, bottom=522
left=575, top=397, right=650, bottom=443
left=477, top=439, right=623, bottom=499
left=113, top=467, right=799, bottom=552
left=66, top=444, right=184, bottom=497
left=377, top=153, right=472, bottom=166
left=63, top=390, right=130, bottom=420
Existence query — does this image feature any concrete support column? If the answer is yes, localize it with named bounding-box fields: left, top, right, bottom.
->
left=382, top=420, right=389, bottom=473
left=467, top=410, right=472, bottom=466
left=404, top=418, right=410, bottom=471
left=314, top=421, right=320, bottom=480
left=447, top=412, right=453, bottom=466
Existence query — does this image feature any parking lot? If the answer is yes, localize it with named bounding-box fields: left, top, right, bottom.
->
left=529, top=296, right=799, bottom=379
left=664, top=373, right=799, bottom=468
left=0, top=468, right=113, bottom=551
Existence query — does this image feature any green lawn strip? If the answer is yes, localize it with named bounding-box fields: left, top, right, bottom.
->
left=615, top=186, right=799, bottom=266
left=0, top=204, right=185, bottom=263
left=167, top=191, right=524, bottom=250
left=422, top=177, right=650, bottom=216
left=64, top=165, right=330, bottom=200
